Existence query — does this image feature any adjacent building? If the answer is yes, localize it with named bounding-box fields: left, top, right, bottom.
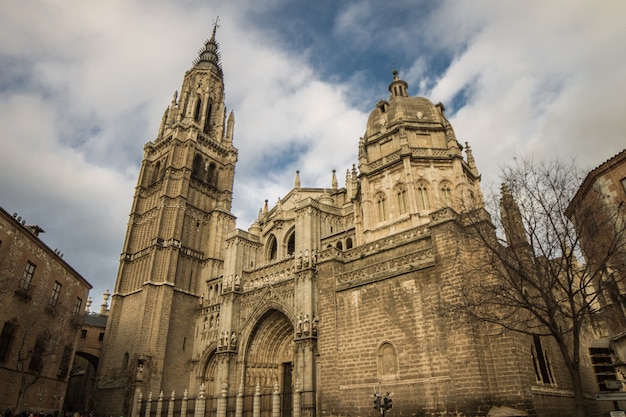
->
left=64, top=291, right=110, bottom=414
left=95, top=28, right=607, bottom=417
left=566, top=149, right=626, bottom=389
left=0, top=207, right=92, bottom=415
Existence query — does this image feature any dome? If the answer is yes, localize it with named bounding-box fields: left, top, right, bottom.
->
left=364, top=72, right=445, bottom=140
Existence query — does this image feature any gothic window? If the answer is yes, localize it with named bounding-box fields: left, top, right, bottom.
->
left=194, top=95, right=202, bottom=122
left=151, top=161, right=161, bottom=183
left=268, top=235, right=278, bottom=262
left=203, top=100, right=213, bottom=134
left=532, top=335, right=555, bottom=384
left=376, top=193, right=387, bottom=222
left=416, top=183, right=430, bottom=211
left=346, top=237, right=353, bottom=249
left=0, top=321, right=16, bottom=362
left=21, top=261, right=36, bottom=290
left=377, top=342, right=398, bottom=378
left=336, top=241, right=343, bottom=250
left=396, top=184, right=408, bottom=215
left=49, top=281, right=61, bottom=306
left=207, top=162, right=217, bottom=186
left=440, top=183, right=452, bottom=207
left=286, top=231, right=296, bottom=256
left=192, top=154, right=204, bottom=179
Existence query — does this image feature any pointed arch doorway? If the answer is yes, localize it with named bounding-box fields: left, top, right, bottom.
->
left=245, top=309, right=294, bottom=417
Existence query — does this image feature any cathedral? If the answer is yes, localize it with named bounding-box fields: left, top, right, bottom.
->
left=95, top=28, right=605, bottom=417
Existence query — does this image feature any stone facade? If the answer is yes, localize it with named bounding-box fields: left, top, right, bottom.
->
left=96, top=29, right=607, bottom=417
left=0, top=207, right=91, bottom=414
left=566, top=149, right=626, bottom=395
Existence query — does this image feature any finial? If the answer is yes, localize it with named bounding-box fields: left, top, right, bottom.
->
left=211, top=16, right=220, bottom=41
left=331, top=169, right=338, bottom=190
left=295, top=170, right=301, bottom=188
left=465, top=141, right=478, bottom=175
left=263, top=199, right=269, bottom=214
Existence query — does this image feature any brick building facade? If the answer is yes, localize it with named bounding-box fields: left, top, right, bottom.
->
left=95, top=29, right=607, bottom=417
left=0, top=207, right=91, bottom=414
left=566, top=149, right=626, bottom=395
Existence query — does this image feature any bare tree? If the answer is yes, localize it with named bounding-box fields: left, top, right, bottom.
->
left=450, top=157, right=626, bottom=417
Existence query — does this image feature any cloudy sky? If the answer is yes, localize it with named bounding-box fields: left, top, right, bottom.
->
left=1, top=0, right=625, bottom=310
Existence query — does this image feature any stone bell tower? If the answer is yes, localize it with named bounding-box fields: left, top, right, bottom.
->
left=96, top=24, right=237, bottom=417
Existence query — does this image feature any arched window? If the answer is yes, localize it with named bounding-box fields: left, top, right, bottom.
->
left=203, top=100, right=213, bottom=134
left=440, top=183, right=452, bottom=207
left=376, top=193, right=387, bottom=222
left=286, top=231, right=296, bottom=256
left=336, top=241, right=343, bottom=250
left=268, top=235, right=278, bottom=262
left=151, top=161, right=161, bottom=184
left=194, top=95, right=202, bottom=122
left=346, top=237, right=353, bottom=249
left=207, top=162, right=217, bottom=186
left=377, top=342, right=398, bottom=377
left=396, top=184, right=408, bottom=215
left=192, top=154, right=203, bottom=178
left=416, top=183, right=430, bottom=211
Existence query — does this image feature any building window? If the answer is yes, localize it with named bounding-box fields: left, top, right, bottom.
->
left=268, top=235, right=278, bottom=262
left=621, top=177, right=626, bottom=194
left=590, top=347, right=618, bottom=391
left=203, top=100, right=213, bottom=134
left=29, top=332, right=50, bottom=372
left=441, top=183, right=452, bottom=207
left=377, top=342, right=398, bottom=378
left=207, top=162, right=217, bottom=186
left=20, top=261, right=36, bottom=290
left=73, top=297, right=83, bottom=319
left=151, top=161, right=161, bottom=183
left=346, top=237, right=353, bottom=249
left=98, top=332, right=105, bottom=341
left=49, top=281, right=62, bottom=306
left=376, top=194, right=387, bottom=222
left=122, top=352, right=129, bottom=370
left=58, top=345, right=72, bottom=378
left=287, top=231, right=296, bottom=256
left=417, top=183, right=430, bottom=211
left=193, top=95, right=202, bottom=122
left=80, top=329, right=87, bottom=339
left=396, top=185, right=408, bottom=215
left=532, top=335, right=555, bottom=384
left=0, top=321, right=17, bottom=362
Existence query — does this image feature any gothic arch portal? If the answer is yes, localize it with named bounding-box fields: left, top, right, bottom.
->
left=200, top=349, right=219, bottom=397
left=242, top=309, right=294, bottom=395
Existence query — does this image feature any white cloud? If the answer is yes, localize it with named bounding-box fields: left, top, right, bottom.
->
left=1, top=0, right=625, bottom=307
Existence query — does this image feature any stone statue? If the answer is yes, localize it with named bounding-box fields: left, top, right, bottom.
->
left=296, top=315, right=303, bottom=335
left=136, top=363, right=144, bottom=381
left=303, top=314, right=310, bottom=334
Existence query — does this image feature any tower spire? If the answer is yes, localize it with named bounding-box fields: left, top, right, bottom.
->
left=193, top=17, right=222, bottom=70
